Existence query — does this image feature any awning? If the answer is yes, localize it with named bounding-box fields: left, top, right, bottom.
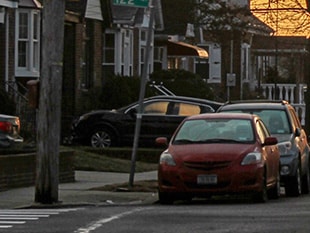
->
left=167, top=40, right=208, bottom=58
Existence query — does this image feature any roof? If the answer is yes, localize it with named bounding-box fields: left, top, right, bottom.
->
left=111, top=0, right=164, bottom=30
left=66, top=1, right=164, bottom=30
left=66, top=0, right=102, bottom=21
left=252, top=35, right=309, bottom=54
left=18, top=0, right=41, bottom=8
left=0, top=0, right=18, bottom=8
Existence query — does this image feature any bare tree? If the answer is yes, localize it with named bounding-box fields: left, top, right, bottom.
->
left=194, top=0, right=252, bottom=42
left=251, top=0, right=310, bottom=36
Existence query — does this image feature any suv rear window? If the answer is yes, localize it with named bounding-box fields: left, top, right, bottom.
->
left=221, top=109, right=291, bottom=134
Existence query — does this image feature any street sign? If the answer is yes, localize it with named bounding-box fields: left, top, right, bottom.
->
left=113, top=0, right=149, bottom=8
left=226, top=73, right=236, bottom=87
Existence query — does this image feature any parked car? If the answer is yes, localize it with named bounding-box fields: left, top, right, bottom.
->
left=217, top=100, right=310, bottom=197
left=71, top=95, right=223, bottom=148
left=156, top=113, right=280, bottom=204
left=0, top=114, right=23, bottom=148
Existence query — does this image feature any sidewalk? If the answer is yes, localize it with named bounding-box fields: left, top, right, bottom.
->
left=0, top=170, right=158, bottom=209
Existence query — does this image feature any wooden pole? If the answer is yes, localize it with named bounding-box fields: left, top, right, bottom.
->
left=35, top=0, right=65, bottom=204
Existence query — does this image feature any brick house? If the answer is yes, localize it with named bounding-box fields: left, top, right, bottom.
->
left=59, top=0, right=165, bottom=139
left=0, top=0, right=40, bottom=95
left=1, top=0, right=309, bottom=139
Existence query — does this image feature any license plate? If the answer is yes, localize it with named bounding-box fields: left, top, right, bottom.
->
left=197, top=175, right=217, bottom=185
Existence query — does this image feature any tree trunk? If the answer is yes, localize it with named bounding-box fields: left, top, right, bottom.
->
left=35, top=0, right=65, bottom=204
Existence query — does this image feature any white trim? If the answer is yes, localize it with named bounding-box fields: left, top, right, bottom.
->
left=15, top=8, right=41, bottom=77
left=5, top=9, right=9, bottom=90
left=85, top=0, right=103, bottom=21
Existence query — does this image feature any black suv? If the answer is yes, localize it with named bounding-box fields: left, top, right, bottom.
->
left=71, top=95, right=223, bottom=148
left=217, top=100, right=310, bottom=197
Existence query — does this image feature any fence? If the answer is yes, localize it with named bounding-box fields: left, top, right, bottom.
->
left=260, top=83, right=306, bottom=125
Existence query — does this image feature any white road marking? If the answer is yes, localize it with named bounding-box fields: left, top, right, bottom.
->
left=74, top=207, right=153, bottom=233
left=0, top=208, right=81, bottom=229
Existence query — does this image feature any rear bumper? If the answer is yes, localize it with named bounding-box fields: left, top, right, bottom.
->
left=0, top=134, right=23, bottom=147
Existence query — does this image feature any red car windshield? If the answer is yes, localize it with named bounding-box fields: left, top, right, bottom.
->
left=173, top=118, right=254, bottom=144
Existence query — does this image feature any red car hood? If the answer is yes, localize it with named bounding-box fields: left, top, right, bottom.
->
left=169, top=143, right=257, bottom=163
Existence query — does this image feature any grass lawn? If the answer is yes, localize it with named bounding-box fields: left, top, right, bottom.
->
left=72, top=146, right=159, bottom=192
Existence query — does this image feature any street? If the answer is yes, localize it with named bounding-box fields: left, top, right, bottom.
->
left=2, top=194, right=310, bottom=233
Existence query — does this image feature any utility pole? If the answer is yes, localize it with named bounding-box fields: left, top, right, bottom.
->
left=35, top=0, right=65, bottom=204
left=129, top=0, right=153, bottom=187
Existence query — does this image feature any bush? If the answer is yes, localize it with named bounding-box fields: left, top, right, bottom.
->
left=149, top=69, right=215, bottom=99
left=79, top=70, right=217, bottom=111
left=0, top=88, right=16, bottom=115
left=97, top=75, right=157, bottom=109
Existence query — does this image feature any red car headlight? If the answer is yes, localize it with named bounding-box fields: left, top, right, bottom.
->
left=241, top=152, right=262, bottom=165
left=159, top=151, right=176, bottom=166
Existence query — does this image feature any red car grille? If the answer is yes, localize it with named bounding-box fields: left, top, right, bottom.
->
left=183, top=161, right=231, bottom=171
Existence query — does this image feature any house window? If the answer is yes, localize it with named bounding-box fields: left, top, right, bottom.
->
left=102, top=31, right=115, bottom=77
left=139, top=29, right=153, bottom=76
left=15, top=9, right=40, bottom=77
left=154, top=46, right=164, bottom=70
left=120, top=29, right=133, bottom=76
left=154, top=47, right=163, bottom=62
left=103, top=32, right=115, bottom=64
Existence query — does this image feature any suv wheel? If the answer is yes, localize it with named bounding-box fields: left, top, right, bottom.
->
left=253, top=173, right=268, bottom=203
left=301, top=165, right=310, bottom=194
left=285, top=166, right=302, bottom=197
left=90, top=128, right=115, bottom=148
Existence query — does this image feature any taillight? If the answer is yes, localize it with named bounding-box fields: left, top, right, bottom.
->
left=0, top=121, right=12, bottom=133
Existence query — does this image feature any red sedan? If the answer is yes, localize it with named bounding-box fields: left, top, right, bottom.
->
left=157, top=113, right=280, bottom=204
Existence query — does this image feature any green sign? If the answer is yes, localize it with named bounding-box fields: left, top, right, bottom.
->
left=113, top=0, right=149, bottom=8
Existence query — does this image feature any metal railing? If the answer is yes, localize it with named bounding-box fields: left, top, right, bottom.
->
left=3, top=81, right=36, bottom=141
left=260, top=83, right=306, bottom=125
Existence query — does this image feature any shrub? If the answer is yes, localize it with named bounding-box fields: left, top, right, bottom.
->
left=79, top=70, right=217, bottom=111
left=149, top=69, right=215, bottom=99
left=0, top=88, right=16, bottom=115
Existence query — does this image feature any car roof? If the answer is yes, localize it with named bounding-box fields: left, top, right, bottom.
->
left=186, top=112, right=257, bottom=121
left=121, top=95, right=223, bottom=112
left=146, top=95, right=223, bottom=105
left=218, top=100, right=291, bottom=111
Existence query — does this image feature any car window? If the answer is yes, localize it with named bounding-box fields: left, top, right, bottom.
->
left=221, top=109, right=291, bottom=134
left=173, top=118, right=254, bottom=144
left=166, top=102, right=214, bottom=116
left=143, top=101, right=169, bottom=115
left=178, top=103, right=203, bottom=116
left=256, top=119, right=270, bottom=143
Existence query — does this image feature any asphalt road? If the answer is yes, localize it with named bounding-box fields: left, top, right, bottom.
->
left=3, top=194, right=310, bottom=233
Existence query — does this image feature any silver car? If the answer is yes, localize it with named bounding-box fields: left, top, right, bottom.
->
left=217, top=100, right=310, bottom=197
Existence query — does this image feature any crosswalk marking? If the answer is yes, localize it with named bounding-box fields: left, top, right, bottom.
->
left=0, top=208, right=80, bottom=230
left=0, top=221, right=26, bottom=224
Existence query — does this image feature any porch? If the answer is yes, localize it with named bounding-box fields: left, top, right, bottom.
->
left=260, top=83, right=306, bottom=125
